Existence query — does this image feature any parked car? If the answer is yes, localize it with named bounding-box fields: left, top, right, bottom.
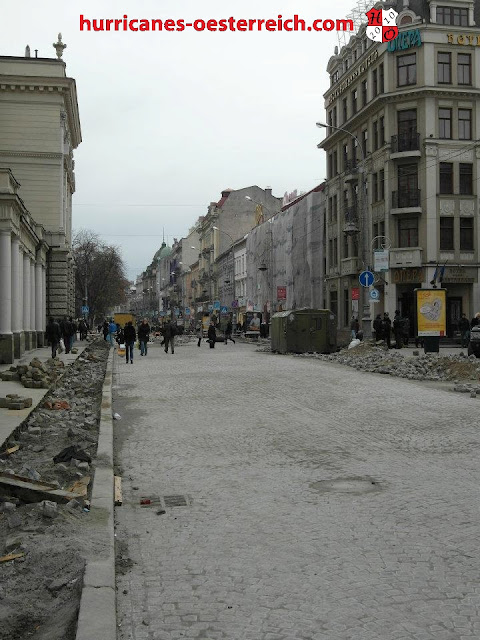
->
left=468, top=326, right=480, bottom=357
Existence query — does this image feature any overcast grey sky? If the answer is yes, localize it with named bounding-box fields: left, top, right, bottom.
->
left=1, top=0, right=357, bottom=280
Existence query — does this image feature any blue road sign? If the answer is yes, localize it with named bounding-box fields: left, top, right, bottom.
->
left=369, top=288, right=380, bottom=301
left=81, top=305, right=89, bottom=314
left=185, top=307, right=191, bottom=315
left=213, top=300, right=221, bottom=310
left=220, top=306, right=228, bottom=314
left=359, top=270, right=374, bottom=287
left=208, top=304, right=213, bottom=312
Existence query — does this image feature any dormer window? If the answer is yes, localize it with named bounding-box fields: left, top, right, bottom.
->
left=436, top=6, right=469, bottom=26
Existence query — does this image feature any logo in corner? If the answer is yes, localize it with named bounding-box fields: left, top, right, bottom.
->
left=365, top=7, right=398, bottom=43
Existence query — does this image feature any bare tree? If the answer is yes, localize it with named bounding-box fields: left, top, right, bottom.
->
left=73, top=230, right=129, bottom=326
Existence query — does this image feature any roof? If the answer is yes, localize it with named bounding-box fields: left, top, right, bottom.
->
left=153, top=242, right=172, bottom=261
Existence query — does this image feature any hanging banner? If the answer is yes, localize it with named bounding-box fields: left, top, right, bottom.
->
left=374, top=249, right=389, bottom=272
left=416, top=289, right=446, bottom=336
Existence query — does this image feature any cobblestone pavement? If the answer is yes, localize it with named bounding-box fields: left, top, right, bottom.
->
left=113, top=341, right=480, bottom=640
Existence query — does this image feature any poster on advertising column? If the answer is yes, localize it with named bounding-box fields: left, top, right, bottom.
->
left=416, top=289, right=446, bottom=336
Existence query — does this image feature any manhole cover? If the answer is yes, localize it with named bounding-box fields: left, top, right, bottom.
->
left=310, top=476, right=381, bottom=495
left=139, top=494, right=191, bottom=508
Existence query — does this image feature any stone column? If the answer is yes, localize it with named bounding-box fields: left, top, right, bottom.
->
left=42, top=266, right=47, bottom=332
left=35, top=259, right=44, bottom=346
left=0, top=230, right=13, bottom=363
left=30, top=259, right=36, bottom=348
left=23, top=253, right=32, bottom=350
left=11, top=236, right=23, bottom=358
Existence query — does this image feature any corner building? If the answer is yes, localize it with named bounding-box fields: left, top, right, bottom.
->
left=321, top=0, right=480, bottom=338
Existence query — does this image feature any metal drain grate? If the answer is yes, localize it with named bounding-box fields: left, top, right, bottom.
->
left=163, top=495, right=189, bottom=507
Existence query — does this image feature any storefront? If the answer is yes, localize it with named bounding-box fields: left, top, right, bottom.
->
left=392, top=267, right=425, bottom=337
left=440, top=266, right=477, bottom=338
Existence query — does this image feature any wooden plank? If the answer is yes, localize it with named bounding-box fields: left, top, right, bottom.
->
left=0, top=473, right=83, bottom=504
left=0, top=553, right=25, bottom=563
left=114, top=476, right=122, bottom=506
left=67, top=476, right=90, bottom=497
left=0, top=445, right=20, bottom=458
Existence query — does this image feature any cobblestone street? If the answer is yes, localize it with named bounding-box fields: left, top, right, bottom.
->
left=113, top=340, right=480, bottom=640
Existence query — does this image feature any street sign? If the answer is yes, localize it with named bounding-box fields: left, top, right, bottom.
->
left=208, top=304, right=213, bottom=312
left=185, top=307, right=190, bottom=315
left=374, top=249, right=389, bottom=272
left=369, top=288, right=380, bottom=301
left=351, top=287, right=360, bottom=301
left=220, top=306, right=228, bottom=314
left=81, top=305, right=89, bottom=314
left=213, top=300, right=220, bottom=310
left=359, top=270, right=374, bottom=287
left=159, top=311, right=166, bottom=317
left=231, top=300, right=239, bottom=308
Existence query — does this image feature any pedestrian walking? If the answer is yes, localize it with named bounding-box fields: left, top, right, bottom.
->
left=393, top=310, right=403, bottom=349
left=138, top=318, right=150, bottom=356
left=108, top=319, right=117, bottom=345
left=196, top=323, right=203, bottom=347
left=163, top=319, right=176, bottom=354
left=224, top=319, right=235, bottom=344
left=124, top=321, right=136, bottom=364
left=69, top=317, right=77, bottom=351
left=350, top=317, right=359, bottom=340
left=102, top=320, right=109, bottom=341
left=402, top=314, right=410, bottom=346
left=45, top=317, right=61, bottom=358
left=458, top=313, right=470, bottom=347
left=382, top=312, right=391, bottom=349
left=373, top=314, right=383, bottom=342
left=116, top=327, right=125, bottom=346
left=78, top=318, right=88, bottom=340
left=60, top=316, right=74, bottom=354
left=207, top=322, right=216, bottom=348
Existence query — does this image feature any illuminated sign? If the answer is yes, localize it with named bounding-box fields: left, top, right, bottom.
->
left=387, top=29, right=422, bottom=52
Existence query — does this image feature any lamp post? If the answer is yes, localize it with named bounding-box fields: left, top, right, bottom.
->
left=316, top=121, right=372, bottom=339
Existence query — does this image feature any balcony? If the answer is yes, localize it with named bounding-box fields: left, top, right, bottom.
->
left=344, top=159, right=359, bottom=183
left=343, top=205, right=359, bottom=235
left=341, top=257, right=360, bottom=275
left=390, top=133, right=421, bottom=159
left=389, top=247, right=423, bottom=268
left=391, top=189, right=422, bottom=214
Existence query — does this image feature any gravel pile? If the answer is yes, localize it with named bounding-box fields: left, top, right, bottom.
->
left=293, top=342, right=480, bottom=384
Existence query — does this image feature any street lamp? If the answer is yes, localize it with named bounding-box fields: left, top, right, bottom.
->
left=316, top=121, right=372, bottom=338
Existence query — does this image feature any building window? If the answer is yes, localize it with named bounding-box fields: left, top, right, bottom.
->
left=440, top=162, right=453, bottom=194
left=373, top=173, right=378, bottom=203
left=361, top=129, right=368, bottom=156
left=459, top=163, right=473, bottom=195
left=362, top=79, right=368, bottom=106
left=398, top=163, right=418, bottom=197
left=352, top=139, right=357, bottom=165
left=436, top=6, right=468, bottom=26
left=352, top=88, right=358, bottom=114
left=333, top=238, right=338, bottom=266
left=343, top=233, right=349, bottom=259
left=460, top=217, right=474, bottom=250
left=343, top=98, right=348, bottom=123
left=439, top=108, right=452, bottom=139
left=333, top=150, right=338, bottom=176
left=330, top=290, right=338, bottom=318
left=438, top=52, right=452, bottom=84
left=458, top=54, right=471, bottom=85
left=440, top=217, right=454, bottom=250
left=352, top=234, right=359, bottom=257
left=332, top=106, right=337, bottom=128
left=398, top=217, right=418, bottom=247
left=344, top=289, right=350, bottom=326
left=333, top=194, right=337, bottom=221
left=379, top=169, right=385, bottom=200
left=331, top=70, right=339, bottom=86
left=343, top=144, right=348, bottom=171
left=372, top=120, right=378, bottom=150
left=379, top=116, right=385, bottom=146
left=372, top=68, right=378, bottom=97
left=458, top=109, right=472, bottom=140
left=379, top=63, right=384, bottom=93
left=397, top=53, right=416, bottom=87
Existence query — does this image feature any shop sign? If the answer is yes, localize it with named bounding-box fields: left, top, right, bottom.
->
left=416, top=289, right=446, bottom=337
left=277, top=286, right=287, bottom=300
left=387, top=29, right=422, bottom=52
left=374, top=249, right=389, bottom=272
left=392, top=267, right=424, bottom=284
left=441, top=266, right=476, bottom=283
left=351, top=287, right=360, bottom=301
left=328, top=50, right=379, bottom=104
left=447, top=33, right=480, bottom=46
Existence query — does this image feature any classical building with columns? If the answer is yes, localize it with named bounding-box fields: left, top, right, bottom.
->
left=321, top=0, right=480, bottom=338
left=0, top=38, right=82, bottom=362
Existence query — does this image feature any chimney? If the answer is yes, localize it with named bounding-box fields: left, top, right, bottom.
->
left=265, top=186, right=272, bottom=197
left=25, top=45, right=31, bottom=58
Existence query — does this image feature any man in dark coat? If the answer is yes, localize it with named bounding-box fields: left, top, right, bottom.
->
left=382, top=312, right=391, bottom=349
left=207, top=322, right=216, bottom=349
left=373, top=314, right=383, bottom=342
left=224, top=319, right=235, bottom=344
left=124, top=321, right=136, bottom=364
left=138, top=318, right=150, bottom=356
left=163, top=320, right=175, bottom=354
left=45, top=317, right=61, bottom=358
left=60, top=316, right=73, bottom=354
left=393, top=310, right=403, bottom=349
left=458, top=313, right=470, bottom=347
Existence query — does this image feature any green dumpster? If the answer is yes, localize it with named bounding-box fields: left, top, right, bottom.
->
left=271, top=309, right=337, bottom=354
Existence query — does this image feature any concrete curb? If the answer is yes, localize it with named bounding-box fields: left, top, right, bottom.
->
left=75, top=348, right=116, bottom=640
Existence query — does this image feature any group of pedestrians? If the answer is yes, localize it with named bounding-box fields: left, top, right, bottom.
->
left=197, top=319, right=235, bottom=349
left=119, top=318, right=177, bottom=364
left=373, top=311, right=410, bottom=349
left=458, top=312, right=480, bottom=348
left=45, top=316, right=89, bottom=358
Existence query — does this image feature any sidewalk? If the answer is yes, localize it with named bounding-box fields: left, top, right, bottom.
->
left=0, top=342, right=87, bottom=448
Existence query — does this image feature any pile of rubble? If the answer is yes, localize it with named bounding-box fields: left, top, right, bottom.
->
left=0, top=339, right=109, bottom=640
left=294, top=341, right=480, bottom=383
left=0, top=357, right=65, bottom=389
